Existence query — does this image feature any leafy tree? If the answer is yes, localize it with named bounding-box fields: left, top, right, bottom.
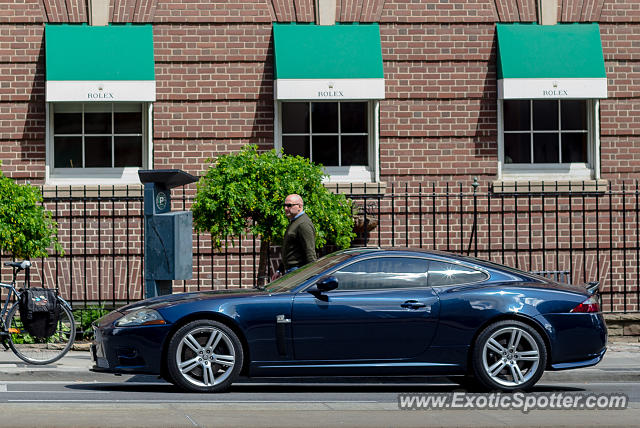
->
left=0, top=168, right=62, bottom=259
left=192, top=145, right=355, bottom=285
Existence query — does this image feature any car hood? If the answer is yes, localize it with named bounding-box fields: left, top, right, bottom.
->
left=118, top=288, right=268, bottom=312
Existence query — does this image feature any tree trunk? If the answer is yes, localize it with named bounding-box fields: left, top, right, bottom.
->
left=256, top=238, right=270, bottom=288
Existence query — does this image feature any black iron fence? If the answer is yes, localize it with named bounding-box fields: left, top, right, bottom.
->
left=1, top=181, right=638, bottom=314
left=347, top=180, right=638, bottom=314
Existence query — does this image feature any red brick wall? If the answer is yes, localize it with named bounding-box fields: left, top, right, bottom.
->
left=379, top=0, right=499, bottom=22
left=154, top=0, right=273, bottom=22
left=0, top=0, right=46, bottom=23
left=2, top=1, right=638, bottom=183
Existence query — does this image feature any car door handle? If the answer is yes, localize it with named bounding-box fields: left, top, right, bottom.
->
left=401, top=300, right=426, bottom=309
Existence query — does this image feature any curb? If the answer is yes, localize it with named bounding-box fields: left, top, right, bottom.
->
left=71, top=343, right=91, bottom=352
left=0, top=370, right=138, bottom=382
left=541, top=370, right=640, bottom=383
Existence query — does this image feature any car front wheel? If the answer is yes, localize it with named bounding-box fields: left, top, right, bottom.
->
left=166, top=320, right=243, bottom=393
left=472, top=320, right=547, bottom=392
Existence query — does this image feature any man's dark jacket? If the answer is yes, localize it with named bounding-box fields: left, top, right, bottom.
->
left=282, top=212, right=317, bottom=270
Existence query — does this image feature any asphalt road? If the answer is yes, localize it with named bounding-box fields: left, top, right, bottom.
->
left=0, top=378, right=636, bottom=427
left=0, top=341, right=636, bottom=427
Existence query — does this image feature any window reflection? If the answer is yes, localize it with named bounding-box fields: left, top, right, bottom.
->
left=427, top=260, right=488, bottom=286
left=333, top=257, right=429, bottom=290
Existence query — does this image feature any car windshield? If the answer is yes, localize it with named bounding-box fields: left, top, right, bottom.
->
left=264, top=251, right=353, bottom=293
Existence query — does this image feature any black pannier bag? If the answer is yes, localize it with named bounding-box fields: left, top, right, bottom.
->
left=18, top=288, right=61, bottom=338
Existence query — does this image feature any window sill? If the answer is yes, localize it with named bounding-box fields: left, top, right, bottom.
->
left=46, top=167, right=144, bottom=186
left=492, top=179, right=608, bottom=194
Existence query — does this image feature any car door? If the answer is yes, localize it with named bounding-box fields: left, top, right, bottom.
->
left=291, top=256, right=440, bottom=361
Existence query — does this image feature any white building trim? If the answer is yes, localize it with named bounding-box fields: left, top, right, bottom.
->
left=275, top=78, right=385, bottom=100
left=498, top=78, right=607, bottom=100
left=46, top=80, right=156, bottom=102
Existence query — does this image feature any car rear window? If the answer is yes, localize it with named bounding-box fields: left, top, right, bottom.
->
left=427, top=260, right=488, bottom=286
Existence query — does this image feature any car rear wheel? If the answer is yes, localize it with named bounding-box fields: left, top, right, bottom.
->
left=166, top=320, right=243, bottom=393
left=472, top=320, right=547, bottom=392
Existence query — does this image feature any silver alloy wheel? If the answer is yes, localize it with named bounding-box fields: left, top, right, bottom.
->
left=175, top=326, right=236, bottom=387
left=481, top=326, right=540, bottom=387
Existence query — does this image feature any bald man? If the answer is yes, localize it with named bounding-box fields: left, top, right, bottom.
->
left=281, top=194, right=317, bottom=273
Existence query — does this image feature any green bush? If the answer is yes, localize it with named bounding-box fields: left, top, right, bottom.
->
left=75, top=305, right=110, bottom=339
left=192, top=145, right=355, bottom=283
left=0, top=168, right=62, bottom=259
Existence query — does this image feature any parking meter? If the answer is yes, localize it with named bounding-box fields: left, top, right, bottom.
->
left=138, top=169, right=198, bottom=298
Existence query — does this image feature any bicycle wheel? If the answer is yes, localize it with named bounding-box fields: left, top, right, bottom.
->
left=6, top=297, right=76, bottom=365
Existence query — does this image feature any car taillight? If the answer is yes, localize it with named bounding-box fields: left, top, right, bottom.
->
left=570, top=295, right=600, bottom=313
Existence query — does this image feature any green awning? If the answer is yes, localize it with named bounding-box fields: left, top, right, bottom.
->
left=496, top=23, right=607, bottom=99
left=45, top=24, right=155, bottom=102
left=273, top=23, right=384, bottom=100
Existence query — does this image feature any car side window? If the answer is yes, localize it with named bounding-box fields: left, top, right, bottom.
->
left=427, top=260, right=488, bottom=287
left=333, top=257, right=429, bottom=290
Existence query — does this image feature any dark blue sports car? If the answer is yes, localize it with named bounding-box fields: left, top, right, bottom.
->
left=91, top=248, right=607, bottom=392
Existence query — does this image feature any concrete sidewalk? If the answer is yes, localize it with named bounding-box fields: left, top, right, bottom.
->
left=0, top=339, right=636, bottom=384
left=0, top=344, right=114, bottom=382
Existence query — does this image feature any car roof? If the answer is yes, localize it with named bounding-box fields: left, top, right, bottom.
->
left=341, top=247, right=480, bottom=260
left=339, top=247, right=542, bottom=279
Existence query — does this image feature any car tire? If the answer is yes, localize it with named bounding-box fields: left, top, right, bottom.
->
left=471, top=320, right=547, bottom=392
left=166, top=319, right=244, bottom=393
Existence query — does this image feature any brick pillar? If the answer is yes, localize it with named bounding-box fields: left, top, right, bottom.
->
left=538, top=0, right=558, bottom=25
left=89, top=0, right=109, bottom=26
left=316, top=0, right=336, bottom=25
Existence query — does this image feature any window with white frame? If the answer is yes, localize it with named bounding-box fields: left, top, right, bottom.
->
left=278, top=101, right=377, bottom=182
left=48, top=102, right=149, bottom=183
left=499, top=99, right=600, bottom=180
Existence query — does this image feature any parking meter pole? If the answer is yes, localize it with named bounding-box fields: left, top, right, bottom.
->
left=139, top=170, right=198, bottom=299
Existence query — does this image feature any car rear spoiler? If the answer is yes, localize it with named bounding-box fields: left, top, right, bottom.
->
left=585, top=281, right=600, bottom=295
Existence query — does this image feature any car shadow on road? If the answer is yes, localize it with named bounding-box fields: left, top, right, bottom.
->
left=62, top=376, right=590, bottom=394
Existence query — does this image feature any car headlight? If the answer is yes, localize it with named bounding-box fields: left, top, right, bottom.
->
left=115, top=308, right=166, bottom=327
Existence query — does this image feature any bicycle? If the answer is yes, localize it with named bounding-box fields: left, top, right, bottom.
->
left=0, top=260, right=75, bottom=364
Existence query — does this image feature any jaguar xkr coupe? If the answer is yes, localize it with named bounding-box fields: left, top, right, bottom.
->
left=91, top=248, right=607, bottom=392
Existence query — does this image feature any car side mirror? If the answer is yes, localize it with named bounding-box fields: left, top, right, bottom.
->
left=317, top=276, right=338, bottom=292
left=307, top=276, right=338, bottom=300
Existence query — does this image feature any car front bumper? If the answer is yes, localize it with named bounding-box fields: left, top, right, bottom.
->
left=91, top=312, right=172, bottom=375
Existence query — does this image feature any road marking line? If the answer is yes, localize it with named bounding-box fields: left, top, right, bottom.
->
left=4, top=390, right=109, bottom=394
left=0, top=381, right=161, bottom=387
left=0, top=385, right=6, bottom=392
left=8, top=399, right=381, bottom=404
